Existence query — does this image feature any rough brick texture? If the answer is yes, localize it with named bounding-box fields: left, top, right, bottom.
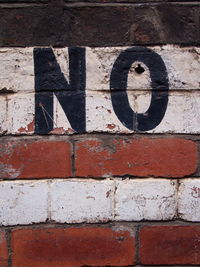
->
left=0, top=178, right=185, bottom=225
left=115, top=179, right=177, bottom=221
left=140, top=225, right=200, bottom=265
left=1, top=0, right=200, bottom=266
left=75, top=138, right=197, bottom=177
left=179, top=179, right=200, bottom=221
left=0, top=3, right=199, bottom=46
left=0, top=139, right=72, bottom=179
left=2, top=91, right=200, bottom=134
left=0, top=47, right=200, bottom=135
left=0, top=230, right=8, bottom=267
left=11, top=227, right=135, bottom=267
left=0, top=47, right=199, bottom=93
left=0, top=180, right=48, bottom=226
left=50, top=179, right=114, bottom=223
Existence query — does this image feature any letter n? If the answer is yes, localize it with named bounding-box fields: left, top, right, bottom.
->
left=34, top=47, right=86, bottom=134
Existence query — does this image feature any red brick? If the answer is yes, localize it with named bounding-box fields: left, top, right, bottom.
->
left=140, top=225, right=200, bottom=265
left=11, top=227, right=135, bottom=267
left=0, top=230, right=8, bottom=267
left=0, top=140, right=72, bottom=179
left=75, top=138, right=197, bottom=177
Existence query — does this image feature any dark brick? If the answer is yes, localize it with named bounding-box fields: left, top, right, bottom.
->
left=0, top=3, right=199, bottom=46
left=0, top=3, right=69, bottom=47
left=0, top=0, right=48, bottom=2
left=66, top=0, right=198, bottom=2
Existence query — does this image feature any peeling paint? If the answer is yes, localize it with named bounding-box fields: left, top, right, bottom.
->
left=17, top=120, right=34, bottom=133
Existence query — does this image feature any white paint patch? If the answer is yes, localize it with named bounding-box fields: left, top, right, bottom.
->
left=87, top=46, right=200, bottom=90
left=0, top=96, right=7, bottom=134
left=179, top=179, right=200, bottom=222
left=0, top=180, right=48, bottom=226
left=4, top=91, right=200, bottom=134
left=0, top=46, right=199, bottom=92
left=7, top=93, right=34, bottom=134
left=2, top=178, right=200, bottom=225
left=135, top=91, right=200, bottom=134
left=0, top=48, right=34, bottom=92
left=50, top=179, right=115, bottom=223
left=86, top=91, right=200, bottom=134
left=115, top=179, right=177, bottom=221
left=86, top=91, right=132, bottom=133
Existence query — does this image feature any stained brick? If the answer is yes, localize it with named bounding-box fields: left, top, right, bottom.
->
left=115, top=179, right=177, bottom=221
left=0, top=4, right=199, bottom=46
left=178, top=179, right=200, bottom=221
left=11, top=227, right=135, bottom=267
left=140, top=225, right=200, bottom=265
left=75, top=138, right=197, bottom=177
left=0, top=139, right=72, bottom=178
left=0, top=230, right=8, bottom=267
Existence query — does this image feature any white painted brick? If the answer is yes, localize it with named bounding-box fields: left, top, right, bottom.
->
left=86, top=91, right=132, bottom=133
left=0, top=48, right=34, bottom=92
left=0, top=96, right=7, bottom=134
left=87, top=46, right=200, bottom=90
left=50, top=179, right=115, bottom=223
left=86, top=91, right=200, bottom=134
left=178, top=179, right=200, bottom=221
left=115, top=179, right=177, bottom=221
left=135, top=91, right=200, bottom=134
left=0, top=48, right=69, bottom=93
left=7, top=93, right=34, bottom=134
left=5, top=91, right=200, bottom=134
left=0, top=180, right=48, bottom=226
left=0, top=46, right=199, bottom=92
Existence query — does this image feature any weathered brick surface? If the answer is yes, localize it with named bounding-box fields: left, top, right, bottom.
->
left=0, top=139, right=72, bottom=178
left=6, top=93, right=34, bottom=134
left=0, top=0, right=48, bottom=2
left=2, top=91, right=200, bottom=134
left=0, top=96, right=7, bottom=134
left=0, top=47, right=199, bottom=93
left=115, top=179, right=177, bottom=221
left=132, top=91, right=200, bottom=134
left=0, top=180, right=48, bottom=226
left=0, top=48, right=34, bottom=93
left=50, top=179, right=115, bottom=223
left=0, top=4, right=65, bottom=47
left=11, top=226, right=135, bottom=267
left=179, top=179, right=200, bottom=221
left=75, top=138, right=197, bottom=177
left=0, top=230, right=8, bottom=267
left=87, top=46, right=200, bottom=91
left=67, top=0, right=196, bottom=2
left=0, top=178, right=192, bottom=225
left=0, top=0, right=200, bottom=266
left=0, top=46, right=199, bottom=135
left=86, top=91, right=200, bottom=134
left=0, top=4, right=199, bottom=46
left=140, top=226, right=200, bottom=265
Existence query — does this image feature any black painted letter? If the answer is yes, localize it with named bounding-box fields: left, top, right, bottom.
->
left=110, top=47, right=169, bottom=131
left=34, top=47, right=86, bottom=134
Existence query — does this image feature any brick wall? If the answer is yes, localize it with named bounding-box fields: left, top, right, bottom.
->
left=0, top=0, right=200, bottom=266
